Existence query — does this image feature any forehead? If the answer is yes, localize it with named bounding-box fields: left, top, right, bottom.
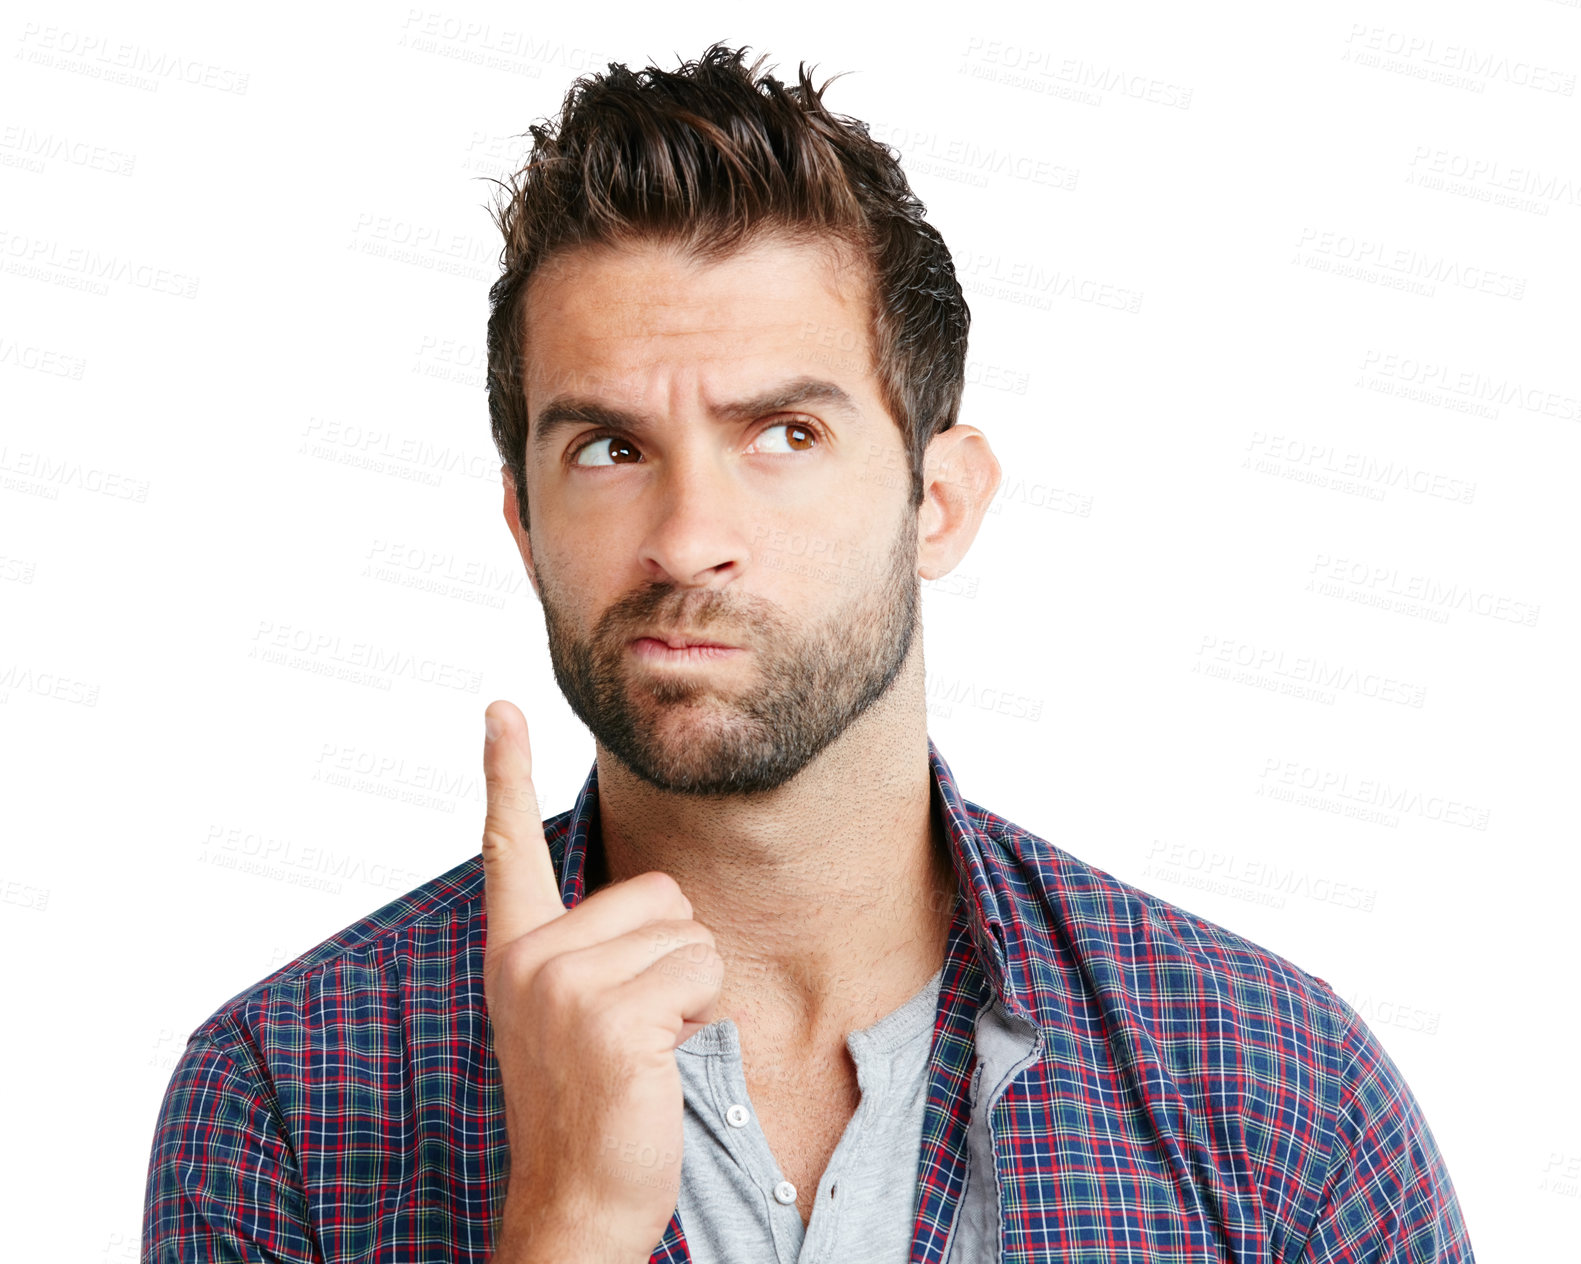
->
left=520, top=233, right=874, bottom=400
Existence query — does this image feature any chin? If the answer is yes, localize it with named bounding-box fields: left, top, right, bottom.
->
left=609, top=702, right=805, bottom=797
left=634, top=695, right=757, bottom=756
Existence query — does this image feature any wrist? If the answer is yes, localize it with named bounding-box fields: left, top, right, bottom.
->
left=493, top=1193, right=641, bottom=1264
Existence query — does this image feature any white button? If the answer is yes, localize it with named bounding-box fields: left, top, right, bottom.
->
left=725, top=1103, right=750, bottom=1128
left=773, top=1180, right=797, bottom=1205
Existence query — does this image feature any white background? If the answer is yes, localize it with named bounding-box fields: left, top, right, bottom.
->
left=3, top=1, right=1577, bottom=1258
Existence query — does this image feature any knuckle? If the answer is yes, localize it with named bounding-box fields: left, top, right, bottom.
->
left=582, top=1002, right=624, bottom=1051
left=664, top=921, right=715, bottom=958
left=640, top=869, right=683, bottom=903
left=618, top=870, right=691, bottom=918
left=669, top=915, right=707, bottom=939
left=532, top=954, right=580, bottom=1011
left=482, top=943, right=532, bottom=1011
left=657, top=928, right=720, bottom=984
left=663, top=941, right=722, bottom=992
left=492, top=939, right=539, bottom=990
left=647, top=920, right=689, bottom=958
left=480, top=824, right=512, bottom=860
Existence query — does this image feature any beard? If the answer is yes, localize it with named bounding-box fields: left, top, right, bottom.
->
left=537, top=519, right=920, bottom=796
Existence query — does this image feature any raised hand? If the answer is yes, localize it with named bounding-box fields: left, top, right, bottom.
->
left=482, top=700, right=723, bottom=1264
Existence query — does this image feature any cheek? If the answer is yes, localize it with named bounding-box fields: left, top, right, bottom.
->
left=747, top=514, right=901, bottom=611
left=533, top=531, right=610, bottom=607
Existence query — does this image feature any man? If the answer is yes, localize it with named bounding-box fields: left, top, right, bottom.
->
left=143, top=43, right=1474, bottom=1263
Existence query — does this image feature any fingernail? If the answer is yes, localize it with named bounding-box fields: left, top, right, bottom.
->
left=485, top=713, right=501, bottom=742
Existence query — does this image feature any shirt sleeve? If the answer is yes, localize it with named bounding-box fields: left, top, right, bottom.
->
left=1297, top=1005, right=1474, bottom=1263
left=142, top=1034, right=321, bottom=1264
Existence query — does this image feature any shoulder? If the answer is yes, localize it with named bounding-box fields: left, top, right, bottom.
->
left=967, top=803, right=1475, bottom=1255
left=965, top=797, right=1353, bottom=1054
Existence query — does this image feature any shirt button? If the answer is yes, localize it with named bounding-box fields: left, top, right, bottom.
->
left=725, top=1103, right=751, bottom=1128
left=773, top=1180, right=797, bottom=1206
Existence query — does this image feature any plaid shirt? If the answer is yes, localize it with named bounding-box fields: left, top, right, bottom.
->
left=143, top=742, right=1473, bottom=1262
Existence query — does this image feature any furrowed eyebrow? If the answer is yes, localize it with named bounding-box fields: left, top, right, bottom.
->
left=529, top=377, right=860, bottom=455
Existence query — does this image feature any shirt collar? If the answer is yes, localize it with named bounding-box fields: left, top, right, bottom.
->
left=548, top=739, right=1036, bottom=1023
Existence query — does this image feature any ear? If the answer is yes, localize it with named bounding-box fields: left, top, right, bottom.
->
left=501, top=467, right=541, bottom=599
left=916, top=425, right=1001, bottom=580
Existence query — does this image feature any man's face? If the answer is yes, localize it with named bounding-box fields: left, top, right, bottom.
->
left=513, top=232, right=921, bottom=796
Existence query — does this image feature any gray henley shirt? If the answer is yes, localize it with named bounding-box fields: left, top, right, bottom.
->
left=674, top=968, right=945, bottom=1263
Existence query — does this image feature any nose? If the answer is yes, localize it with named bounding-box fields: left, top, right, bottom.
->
left=635, top=450, right=750, bottom=589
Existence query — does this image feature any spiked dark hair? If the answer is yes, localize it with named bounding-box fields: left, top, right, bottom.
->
left=484, top=41, right=969, bottom=526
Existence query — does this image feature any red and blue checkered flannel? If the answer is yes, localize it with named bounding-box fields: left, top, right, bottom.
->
left=144, top=742, right=1473, bottom=1261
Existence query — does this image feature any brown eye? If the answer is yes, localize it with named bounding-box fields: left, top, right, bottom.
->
left=752, top=421, right=819, bottom=454
left=573, top=436, right=641, bottom=466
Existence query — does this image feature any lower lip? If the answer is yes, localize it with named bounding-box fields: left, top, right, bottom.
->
left=629, top=638, right=743, bottom=664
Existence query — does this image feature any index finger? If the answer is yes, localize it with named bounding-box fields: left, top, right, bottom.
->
left=481, top=699, right=566, bottom=944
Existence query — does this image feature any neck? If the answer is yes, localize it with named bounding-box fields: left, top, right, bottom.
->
left=590, top=645, right=957, bottom=1050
